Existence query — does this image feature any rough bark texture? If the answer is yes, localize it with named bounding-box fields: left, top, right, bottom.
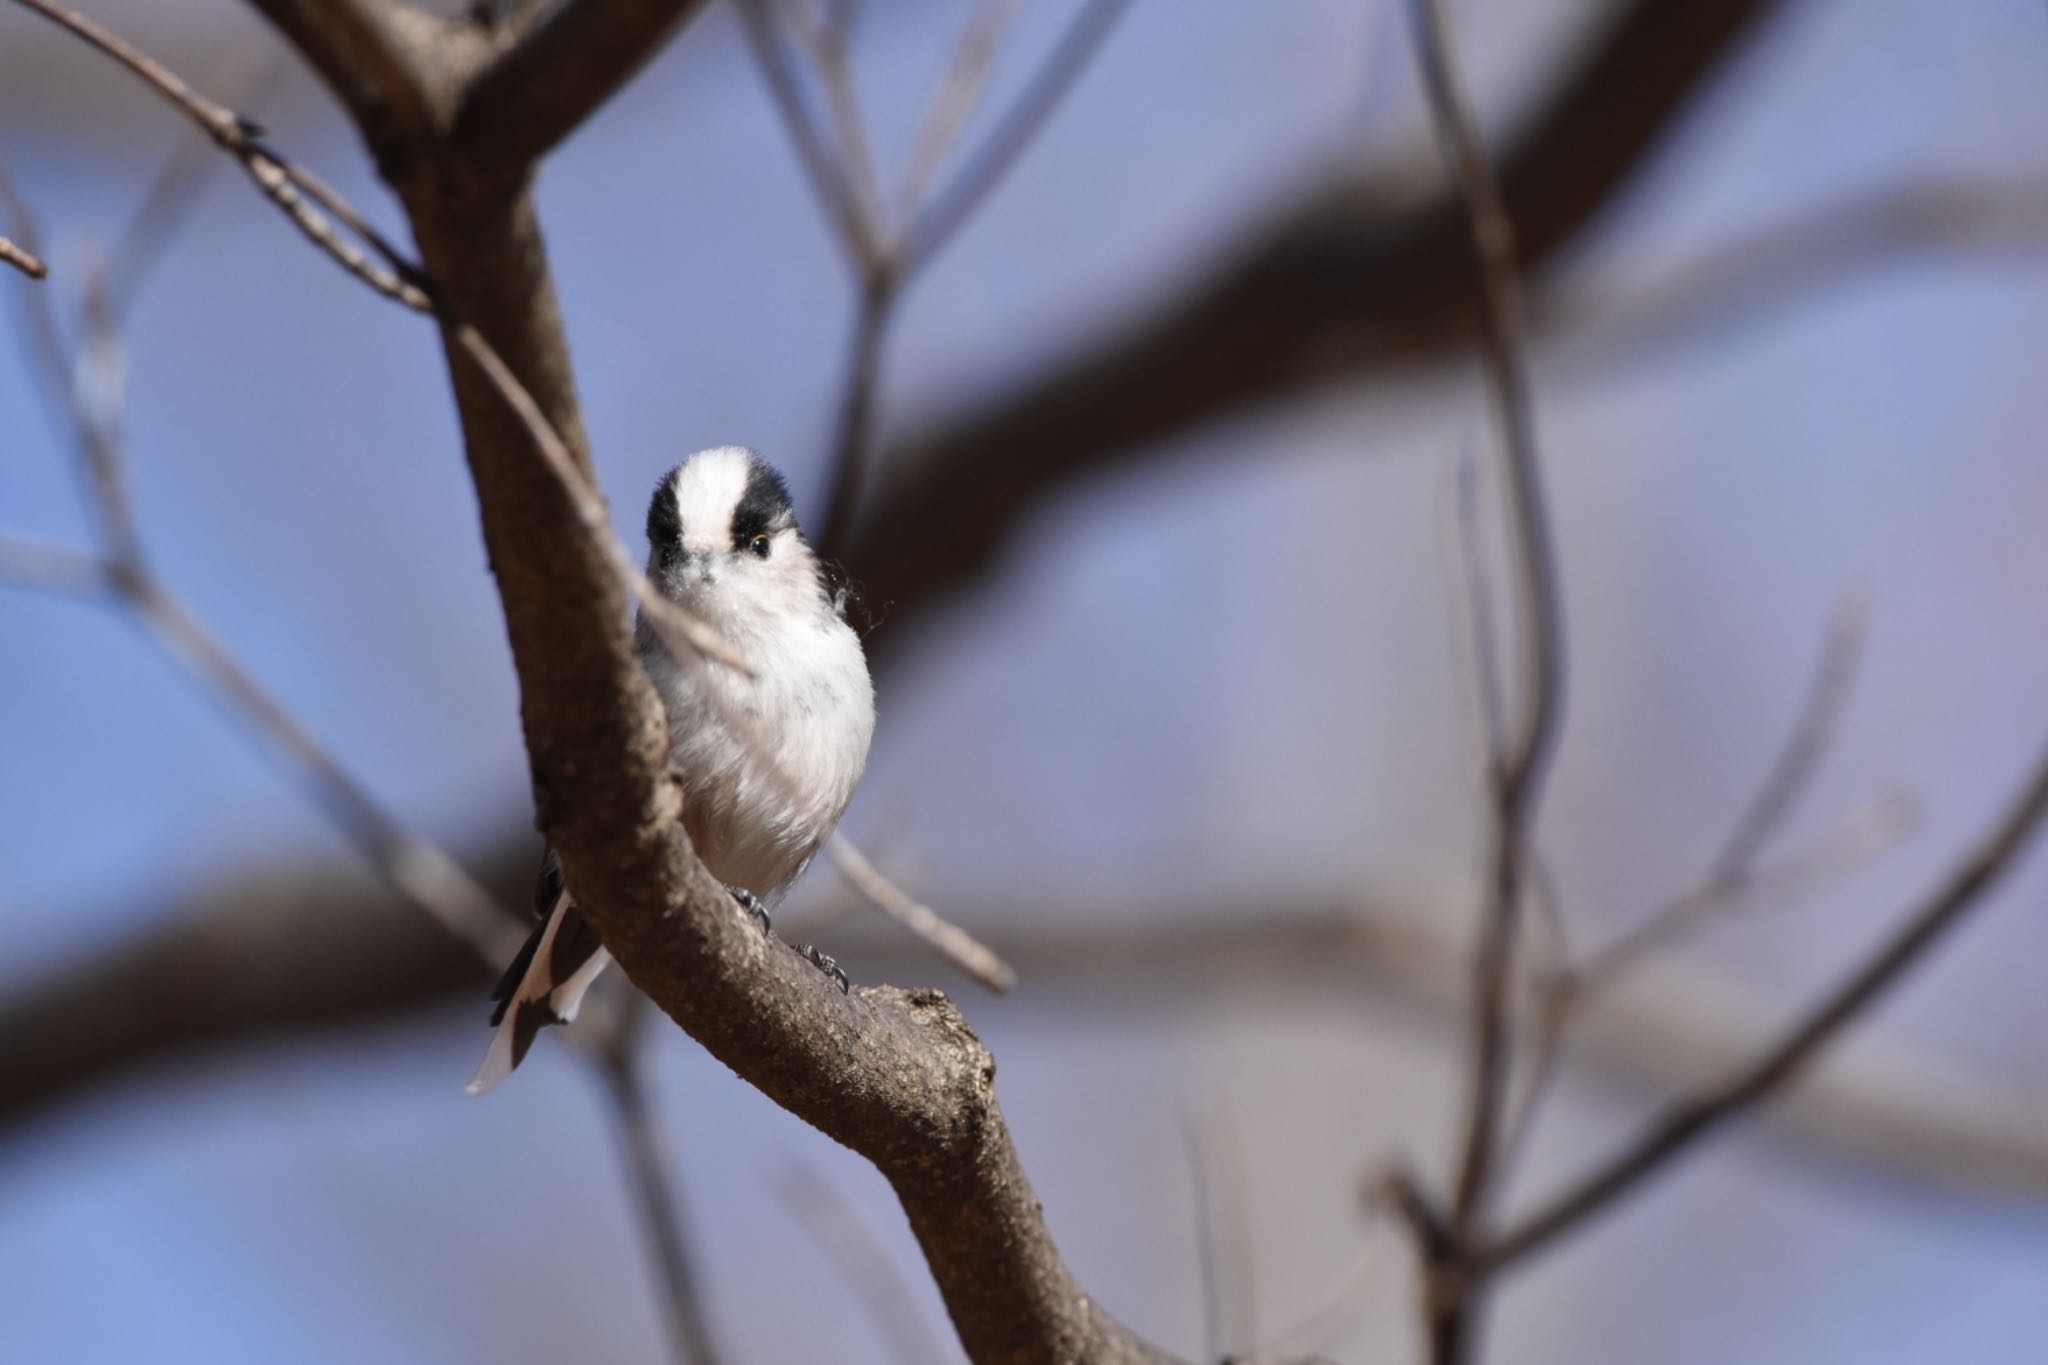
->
left=223, top=5, right=1179, bottom=1359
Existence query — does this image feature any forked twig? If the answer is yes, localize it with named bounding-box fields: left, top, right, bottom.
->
left=0, top=144, right=515, bottom=963
left=1482, top=734, right=2048, bottom=1271
left=1409, top=0, right=1567, bottom=1237
left=897, top=0, right=1023, bottom=221
left=739, top=0, right=1133, bottom=555
left=1568, top=588, right=1888, bottom=997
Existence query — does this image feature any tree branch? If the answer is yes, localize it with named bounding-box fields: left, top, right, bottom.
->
left=844, top=0, right=1785, bottom=638
left=239, top=0, right=438, bottom=154
left=10, top=6, right=1185, bottom=1357
left=1410, top=0, right=1564, bottom=1246
left=452, top=0, right=714, bottom=177
left=1482, top=733, right=2048, bottom=1270
left=0, top=232, right=45, bottom=278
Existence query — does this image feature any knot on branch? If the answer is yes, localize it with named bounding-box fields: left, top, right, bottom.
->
left=860, top=985, right=1000, bottom=1171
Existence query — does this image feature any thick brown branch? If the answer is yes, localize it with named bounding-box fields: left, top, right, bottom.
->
left=12, top=5, right=1180, bottom=1354
left=14, top=880, right=2048, bottom=1209
left=452, top=0, right=714, bottom=176
left=240, top=0, right=438, bottom=153
left=0, top=862, right=488, bottom=1132
left=389, top=65, right=1173, bottom=1361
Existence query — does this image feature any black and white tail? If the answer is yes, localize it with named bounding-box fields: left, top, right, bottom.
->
left=467, top=863, right=612, bottom=1095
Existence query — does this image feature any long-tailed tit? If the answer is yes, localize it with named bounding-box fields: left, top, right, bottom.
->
left=468, top=446, right=876, bottom=1093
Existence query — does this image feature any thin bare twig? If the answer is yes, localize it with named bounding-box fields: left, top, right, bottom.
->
left=819, top=280, right=895, bottom=556
left=897, top=0, right=1024, bottom=221
left=735, top=0, right=886, bottom=269
left=0, top=536, right=108, bottom=595
left=1483, top=733, right=2048, bottom=1270
left=742, top=0, right=1131, bottom=556
left=593, top=994, right=728, bottom=1365
left=1445, top=441, right=1508, bottom=768
left=1568, top=587, right=1881, bottom=997
left=900, top=0, right=1133, bottom=273
left=1493, top=596, right=1909, bottom=1196
left=8, top=0, right=429, bottom=313
left=1489, top=846, right=1568, bottom=1198
left=0, top=160, right=145, bottom=567
left=0, top=23, right=754, bottom=1363
left=824, top=832, right=1015, bottom=991
left=14, top=0, right=998, bottom=1002
left=13, top=6, right=1168, bottom=1360
left=445, top=323, right=752, bottom=674
left=1410, top=0, right=1567, bottom=1237
left=774, top=0, right=887, bottom=243
left=0, top=233, right=45, bottom=278
left=1184, top=1108, right=1256, bottom=1363
left=103, top=59, right=284, bottom=322
left=0, top=153, right=515, bottom=963
left=776, top=1164, right=953, bottom=1365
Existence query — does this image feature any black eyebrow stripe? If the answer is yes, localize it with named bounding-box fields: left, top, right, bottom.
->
left=646, top=470, right=682, bottom=549
left=730, top=456, right=795, bottom=548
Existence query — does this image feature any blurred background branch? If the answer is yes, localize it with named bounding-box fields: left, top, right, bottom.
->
left=6, top=0, right=2048, bottom=1361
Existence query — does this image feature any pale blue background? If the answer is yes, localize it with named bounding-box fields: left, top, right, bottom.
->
left=4, top=1, right=2048, bottom=1361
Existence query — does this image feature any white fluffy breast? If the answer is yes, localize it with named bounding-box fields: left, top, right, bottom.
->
left=642, top=595, right=875, bottom=898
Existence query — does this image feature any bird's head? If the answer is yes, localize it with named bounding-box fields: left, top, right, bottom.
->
left=643, top=446, right=836, bottom=633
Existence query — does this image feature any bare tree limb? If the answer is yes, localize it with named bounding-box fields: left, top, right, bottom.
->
left=0, top=231, right=44, bottom=278
left=453, top=0, right=715, bottom=177
left=11, top=0, right=435, bottom=312
left=15, top=875, right=2048, bottom=1205
left=1410, top=0, right=1565, bottom=1243
left=824, top=832, right=1015, bottom=992
left=236, top=0, right=436, bottom=154
left=1482, top=734, right=2048, bottom=1270
left=0, top=860, right=489, bottom=1133
left=0, top=535, right=106, bottom=592
left=845, top=0, right=1785, bottom=641
left=23, top=151, right=2028, bottom=1150
left=896, top=0, right=1130, bottom=276
left=737, top=0, right=1131, bottom=558
left=0, top=140, right=517, bottom=964
left=72, top=2, right=1180, bottom=1356
left=896, top=0, right=1021, bottom=224
left=1565, top=589, right=1879, bottom=997
left=102, top=58, right=286, bottom=320
left=735, top=0, right=885, bottom=269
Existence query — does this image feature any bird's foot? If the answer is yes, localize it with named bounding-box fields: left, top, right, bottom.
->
left=797, top=943, right=849, bottom=994
left=729, top=886, right=772, bottom=934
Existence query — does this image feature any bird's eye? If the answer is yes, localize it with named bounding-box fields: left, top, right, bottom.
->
left=749, top=533, right=773, bottom=559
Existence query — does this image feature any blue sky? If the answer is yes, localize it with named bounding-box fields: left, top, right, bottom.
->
left=3, top=1, right=2048, bottom=1361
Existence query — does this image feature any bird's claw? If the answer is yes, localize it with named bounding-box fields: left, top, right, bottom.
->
left=798, top=943, right=849, bottom=993
left=729, top=886, right=772, bottom=934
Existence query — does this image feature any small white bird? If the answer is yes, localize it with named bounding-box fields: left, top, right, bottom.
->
left=468, top=446, right=876, bottom=1094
